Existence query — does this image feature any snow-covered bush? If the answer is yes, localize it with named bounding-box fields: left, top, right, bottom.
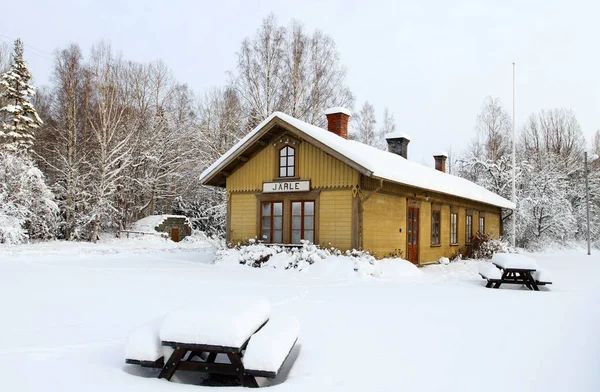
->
left=469, top=232, right=509, bottom=259
left=216, top=240, right=389, bottom=277
left=0, top=151, right=59, bottom=243
left=172, top=193, right=226, bottom=238
left=0, top=192, right=27, bottom=244
left=227, top=240, right=330, bottom=269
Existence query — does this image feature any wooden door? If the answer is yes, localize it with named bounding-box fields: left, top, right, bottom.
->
left=171, top=228, right=180, bottom=242
left=407, top=207, right=419, bottom=264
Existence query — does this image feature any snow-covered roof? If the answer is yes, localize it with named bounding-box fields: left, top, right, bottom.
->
left=130, top=215, right=188, bottom=232
left=200, top=112, right=515, bottom=209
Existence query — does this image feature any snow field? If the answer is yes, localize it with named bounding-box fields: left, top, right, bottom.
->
left=0, top=240, right=598, bottom=391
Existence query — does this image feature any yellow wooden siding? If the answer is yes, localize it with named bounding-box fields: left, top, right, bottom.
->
left=229, top=193, right=257, bottom=243
left=440, top=205, right=450, bottom=254
left=362, top=193, right=406, bottom=258
left=227, top=147, right=274, bottom=192
left=418, top=202, right=437, bottom=263
left=420, top=204, right=465, bottom=264
left=226, top=136, right=359, bottom=192
left=456, top=207, right=468, bottom=256
left=319, top=190, right=353, bottom=250
left=298, top=142, right=359, bottom=189
left=485, top=213, right=500, bottom=238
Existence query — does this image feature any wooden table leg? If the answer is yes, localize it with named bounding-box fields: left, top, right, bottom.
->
left=243, top=374, right=259, bottom=388
left=528, top=272, right=539, bottom=291
left=495, top=270, right=507, bottom=289
left=225, top=352, right=258, bottom=387
left=159, top=347, right=187, bottom=380
left=207, top=352, right=217, bottom=363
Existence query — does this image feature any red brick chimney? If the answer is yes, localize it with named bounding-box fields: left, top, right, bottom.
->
left=433, top=153, right=448, bottom=173
left=324, top=107, right=351, bottom=139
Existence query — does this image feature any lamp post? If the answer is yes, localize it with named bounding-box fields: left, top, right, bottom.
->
left=511, top=62, right=516, bottom=248
left=585, top=152, right=599, bottom=256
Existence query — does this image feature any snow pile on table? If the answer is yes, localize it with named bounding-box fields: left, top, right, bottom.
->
left=130, top=215, right=189, bottom=233
left=533, top=268, right=553, bottom=283
left=478, top=262, right=502, bottom=279
left=244, top=315, right=299, bottom=373
left=492, top=253, right=539, bottom=269
left=125, top=318, right=172, bottom=362
left=216, top=241, right=422, bottom=278
left=160, top=296, right=271, bottom=348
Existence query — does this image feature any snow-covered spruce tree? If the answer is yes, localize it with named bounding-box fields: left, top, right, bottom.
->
left=0, top=39, right=43, bottom=152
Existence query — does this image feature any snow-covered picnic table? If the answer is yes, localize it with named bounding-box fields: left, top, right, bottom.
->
left=125, top=297, right=299, bottom=387
left=478, top=253, right=552, bottom=291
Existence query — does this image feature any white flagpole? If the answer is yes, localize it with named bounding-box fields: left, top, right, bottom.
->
left=512, top=62, right=516, bottom=248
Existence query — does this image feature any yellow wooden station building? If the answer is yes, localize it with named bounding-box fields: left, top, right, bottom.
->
left=200, top=108, right=514, bottom=265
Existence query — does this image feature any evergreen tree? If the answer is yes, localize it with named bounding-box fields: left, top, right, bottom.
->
left=0, top=38, right=43, bottom=151
left=0, top=150, right=59, bottom=243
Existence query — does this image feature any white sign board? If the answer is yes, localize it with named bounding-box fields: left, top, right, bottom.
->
left=263, top=180, right=310, bottom=193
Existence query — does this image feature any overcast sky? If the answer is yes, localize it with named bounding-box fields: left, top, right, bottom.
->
left=3, top=0, right=599, bottom=166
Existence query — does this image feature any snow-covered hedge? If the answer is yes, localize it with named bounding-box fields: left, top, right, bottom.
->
left=216, top=240, right=423, bottom=279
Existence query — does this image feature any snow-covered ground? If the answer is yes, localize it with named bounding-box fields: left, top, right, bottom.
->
left=1, top=239, right=599, bottom=391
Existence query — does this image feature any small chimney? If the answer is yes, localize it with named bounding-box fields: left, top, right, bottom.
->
left=385, top=132, right=411, bottom=159
left=433, top=152, right=448, bottom=173
left=324, top=107, right=352, bottom=139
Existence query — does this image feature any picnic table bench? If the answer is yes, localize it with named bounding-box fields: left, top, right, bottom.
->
left=125, top=297, right=299, bottom=388
left=478, top=253, right=552, bottom=291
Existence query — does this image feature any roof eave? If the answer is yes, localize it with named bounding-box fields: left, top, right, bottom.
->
left=199, top=117, right=283, bottom=187
left=371, top=175, right=514, bottom=210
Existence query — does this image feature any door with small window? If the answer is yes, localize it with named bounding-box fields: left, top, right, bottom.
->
left=291, top=201, right=315, bottom=244
left=407, top=207, right=419, bottom=264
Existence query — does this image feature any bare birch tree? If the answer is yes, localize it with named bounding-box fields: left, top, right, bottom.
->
left=473, top=96, right=512, bottom=163
left=84, top=42, right=135, bottom=241
left=354, top=101, right=379, bottom=147
left=234, top=13, right=286, bottom=126
left=40, top=44, right=89, bottom=239
left=233, top=15, right=354, bottom=129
